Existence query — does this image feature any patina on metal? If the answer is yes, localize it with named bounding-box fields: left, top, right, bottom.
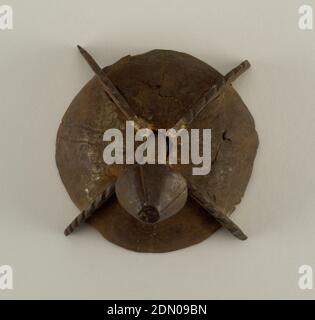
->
left=115, top=164, right=188, bottom=224
left=56, top=46, right=259, bottom=252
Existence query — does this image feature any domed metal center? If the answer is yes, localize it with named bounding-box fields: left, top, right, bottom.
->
left=115, top=164, right=188, bottom=224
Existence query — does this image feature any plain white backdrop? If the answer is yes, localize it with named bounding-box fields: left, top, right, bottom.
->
left=0, top=0, right=315, bottom=299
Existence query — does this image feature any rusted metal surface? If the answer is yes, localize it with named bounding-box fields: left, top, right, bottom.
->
left=56, top=49, right=259, bottom=252
left=77, top=46, right=150, bottom=130
left=64, top=181, right=115, bottom=236
left=188, top=189, right=247, bottom=241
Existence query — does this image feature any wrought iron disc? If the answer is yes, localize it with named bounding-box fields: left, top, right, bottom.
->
left=56, top=50, right=258, bottom=252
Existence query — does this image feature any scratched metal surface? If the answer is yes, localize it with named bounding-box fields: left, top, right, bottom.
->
left=56, top=50, right=258, bottom=252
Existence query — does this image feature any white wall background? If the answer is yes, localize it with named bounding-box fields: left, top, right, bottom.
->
left=0, top=0, right=315, bottom=299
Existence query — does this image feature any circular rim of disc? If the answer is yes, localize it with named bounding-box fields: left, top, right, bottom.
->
left=56, top=49, right=259, bottom=252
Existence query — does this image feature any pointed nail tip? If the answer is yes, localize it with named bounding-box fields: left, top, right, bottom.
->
left=234, top=231, right=248, bottom=241
left=77, top=45, right=85, bottom=55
